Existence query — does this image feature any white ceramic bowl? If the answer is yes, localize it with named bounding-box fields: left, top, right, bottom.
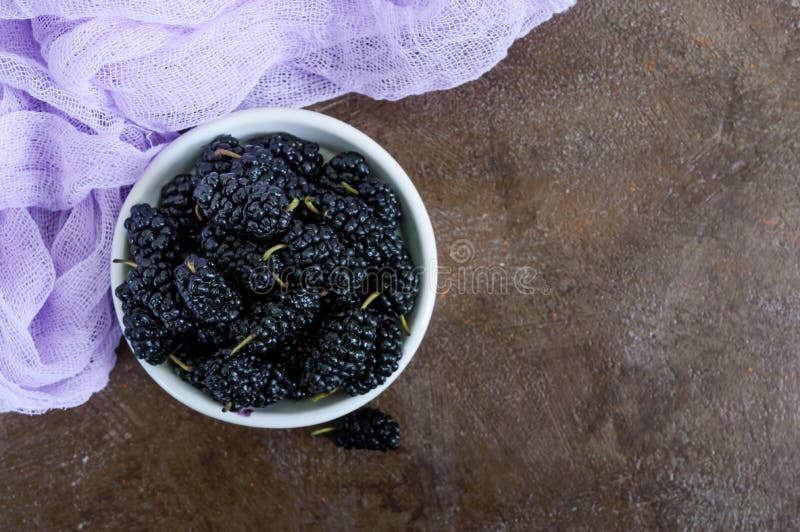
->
left=111, top=108, right=437, bottom=428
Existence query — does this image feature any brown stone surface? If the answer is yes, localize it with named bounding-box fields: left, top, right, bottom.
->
left=3, top=0, right=800, bottom=529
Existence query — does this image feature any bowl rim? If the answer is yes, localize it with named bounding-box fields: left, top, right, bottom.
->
left=111, top=107, right=437, bottom=428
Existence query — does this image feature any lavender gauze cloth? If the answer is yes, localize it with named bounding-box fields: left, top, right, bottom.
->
left=0, top=0, right=574, bottom=413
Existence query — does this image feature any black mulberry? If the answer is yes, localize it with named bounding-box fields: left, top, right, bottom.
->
left=300, top=300, right=380, bottom=394
left=319, top=153, right=401, bottom=228
left=159, top=173, right=201, bottom=247
left=199, top=225, right=286, bottom=296
left=122, top=259, right=194, bottom=334
left=194, top=172, right=294, bottom=240
left=319, top=151, right=371, bottom=191
left=307, top=191, right=386, bottom=262
left=356, top=176, right=401, bottom=230
left=195, top=135, right=244, bottom=177
left=278, top=220, right=365, bottom=295
left=190, top=345, right=293, bottom=411
left=374, top=258, right=419, bottom=317
left=323, top=408, right=400, bottom=451
left=193, top=172, right=248, bottom=232
left=175, top=255, right=242, bottom=325
left=239, top=145, right=317, bottom=203
left=253, top=133, right=324, bottom=177
left=195, top=323, right=234, bottom=347
left=231, top=289, right=321, bottom=355
left=243, top=183, right=294, bottom=239
left=117, top=284, right=177, bottom=365
left=343, top=318, right=403, bottom=395
left=124, top=204, right=180, bottom=264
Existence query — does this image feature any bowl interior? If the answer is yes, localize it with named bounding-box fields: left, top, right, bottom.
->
left=111, top=108, right=437, bottom=428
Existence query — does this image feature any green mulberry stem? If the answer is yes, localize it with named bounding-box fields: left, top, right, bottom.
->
left=304, top=196, right=322, bottom=216
left=360, top=291, right=381, bottom=310
left=340, top=181, right=359, bottom=195
left=399, top=314, right=411, bottom=336
left=284, top=198, right=300, bottom=212
left=194, top=204, right=202, bottom=221
left=271, top=272, right=287, bottom=289
left=311, top=388, right=338, bottom=402
left=262, top=243, right=288, bottom=262
left=310, top=426, right=336, bottom=437
left=258, top=245, right=291, bottom=288
left=230, top=334, right=255, bottom=356
left=213, top=148, right=241, bottom=159
left=112, top=259, right=137, bottom=268
left=169, top=354, right=194, bottom=372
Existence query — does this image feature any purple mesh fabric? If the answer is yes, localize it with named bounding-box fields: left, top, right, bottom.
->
left=0, top=0, right=574, bottom=413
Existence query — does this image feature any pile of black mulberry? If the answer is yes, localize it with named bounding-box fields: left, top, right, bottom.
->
left=115, top=133, right=418, bottom=426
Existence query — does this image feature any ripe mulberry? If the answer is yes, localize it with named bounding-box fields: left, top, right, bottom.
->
left=175, top=255, right=242, bottom=325
left=253, top=133, right=324, bottom=177
left=319, top=151, right=371, bottom=191
left=124, top=204, right=180, bottom=264
left=230, top=289, right=321, bottom=355
left=190, top=347, right=292, bottom=411
left=194, top=169, right=294, bottom=241
left=356, top=176, right=401, bottom=230
left=320, top=152, right=401, bottom=229
left=199, top=225, right=286, bottom=296
left=343, top=318, right=403, bottom=396
left=159, top=173, right=199, bottom=232
left=328, top=408, right=400, bottom=451
left=122, top=258, right=195, bottom=334
left=195, top=135, right=244, bottom=177
left=116, top=284, right=177, bottom=365
left=300, top=302, right=380, bottom=394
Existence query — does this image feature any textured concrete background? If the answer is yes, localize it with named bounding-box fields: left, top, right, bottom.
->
left=3, top=0, right=800, bottom=529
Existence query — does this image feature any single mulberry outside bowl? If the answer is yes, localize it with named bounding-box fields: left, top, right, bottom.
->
left=111, top=108, right=437, bottom=428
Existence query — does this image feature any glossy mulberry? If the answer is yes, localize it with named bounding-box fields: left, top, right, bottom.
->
left=231, top=289, right=321, bottom=355
left=124, top=204, right=180, bottom=264
left=330, top=408, right=400, bottom=451
left=122, top=259, right=194, bottom=334
left=159, top=173, right=199, bottom=232
left=300, top=304, right=380, bottom=394
left=309, top=191, right=386, bottom=262
left=281, top=220, right=346, bottom=269
left=359, top=228, right=418, bottom=316
left=193, top=172, right=247, bottom=232
left=194, top=172, right=294, bottom=240
left=195, top=323, right=234, bottom=347
left=253, top=132, right=324, bottom=177
left=319, top=151, right=371, bottom=191
left=276, top=337, right=314, bottom=401
left=199, top=224, right=286, bottom=296
left=343, top=318, right=403, bottom=395
left=117, top=284, right=177, bottom=365
left=277, top=220, right=365, bottom=294
left=195, top=135, right=244, bottom=177
left=374, top=258, right=419, bottom=317
left=320, top=152, right=401, bottom=229
left=307, top=192, right=416, bottom=312
left=242, top=183, right=294, bottom=239
left=175, top=255, right=242, bottom=325
left=189, top=347, right=293, bottom=411
left=356, top=176, right=401, bottom=230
